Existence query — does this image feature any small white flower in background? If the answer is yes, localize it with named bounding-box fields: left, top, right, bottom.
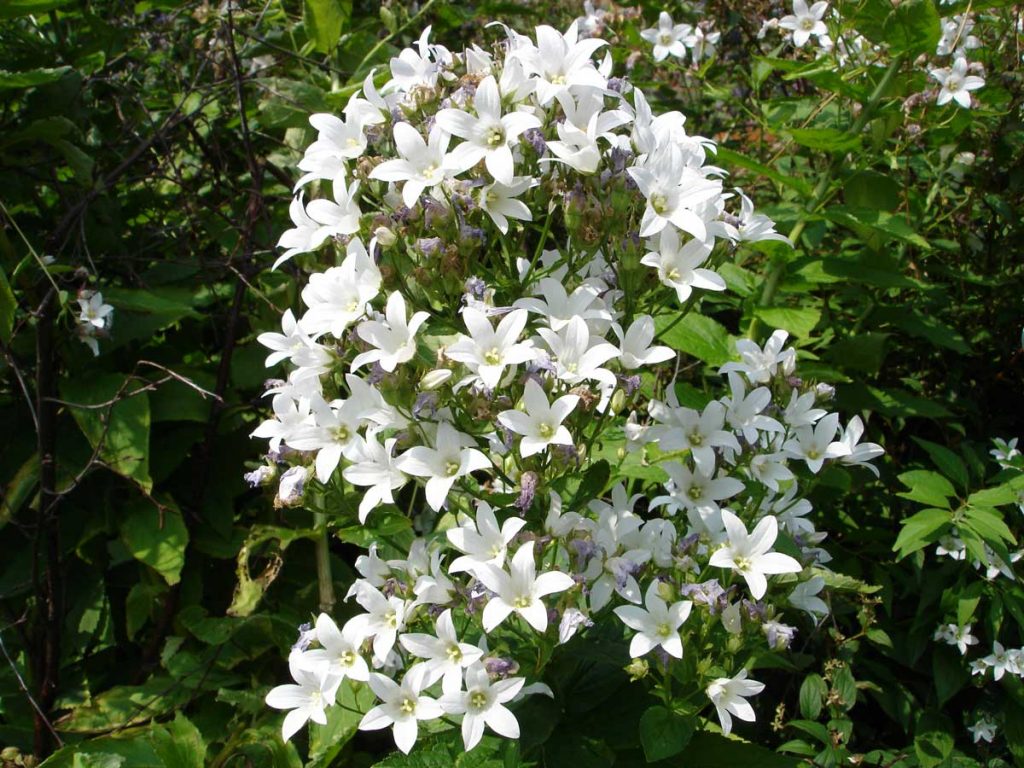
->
left=706, top=669, right=765, bottom=736
left=727, top=190, right=790, bottom=244
left=497, top=378, right=579, bottom=458
left=968, top=716, right=997, bottom=744
left=394, top=421, right=491, bottom=512
left=640, top=11, right=691, bottom=63
left=720, top=329, right=795, bottom=384
left=358, top=669, right=444, bottom=754
left=936, top=15, right=982, bottom=58
left=930, top=57, right=984, bottom=109
left=265, top=651, right=342, bottom=741
left=709, top=509, right=802, bottom=600
left=440, top=662, right=524, bottom=751
left=399, top=608, right=484, bottom=694
left=614, top=580, right=693, bottom=659
left=686, top=24, right=720, bottom=63
left=990, top=437, right=1021, bottom=468
left=934, top=622, right=978, bottom=655
left=783, top=412, right=852, bottom=474
left=837, top=416, right=884, bottom=475
left=788, top=576, right=828, bottom=620
left=77, top=290, right=114, bottom=329
left=981, top=642, right=1022, bottom=681
left=778, top=0, right=830, bottom=49
left=478, top=177, right=533, bottom=234
left=475, top=541, right=576, bottom=633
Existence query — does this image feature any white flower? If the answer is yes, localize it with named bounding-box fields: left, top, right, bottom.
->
left=287, top=395, right=364, bottom=483
left=719, top=329, right=795, bottom=384
left=251, top=393, right=314, bottom=452
left=788, top=576, right=828, bottom=620
left=352, top=291, right=430, bottom=373
left=721, top=373, right=785, bottom=444
left=497, top=378, right=579, bottom=458
left=342, top=430, right=408, bottom=523
left=614, top=581, right=692, bottom=659
left=968, top=716, right=997, bottom=744
left=446, top=501, right=527, bottom=573
left=302, top=613, right=370, bottom=682
left=934, top=623, right=978, bottom=655
left=370, top=123, right=471, bottom=207
left=478, top=177, right=533, bottom=234
left=446, top=307, right=537, bottom=390
left=783, top=413, right=851, bottom=474
left=300, top=239, right=382, bottom=339
left=399, top=609, right=484, bottom=694
left=641, top=227, right=724, bottom=303
left=686, top=24, right=720, bottom=63
left=641, top=12, right=690, bottom=62
left=440, top=662, right=524, bottom=751
left=654, top=462, right=745, bottom=520
left=709, top=510, right=802, bottom=600
left=77, top=291, right=114, bottom=329
left=537, top=315, right=619, bottom=388
left=837, top=416, right=884, bottom=476
left=276, top=466, right=309, bottom=506
left=435, top=75, right=541, bottom=184
left=359, top=669, right=444, bottom=754
left=629, top=149, right=721, bottom=240
left=930, top=57, right=984, bottom=109
left=779, top=0, right=829, bottom=48
left=511, top=23, right=607, bottom=107
left=348, top=582, right=408, bottom=662
left=265, top=651, right=342, bottom=741
left=514, top=277, right=609, bottom=332
left=612, top=315, right=675, bottom=369
left=728, top=190, right=790, bottom=244
left=394, top=421, right=491, bottom=511
left=705, top=669, right=765, bottom=736
left=558, top=608, right=592, bottom=644
left=981, top=642, right=1021, bottom=681
left=295, top=113, right=367, bottom=188
left=475, top=541, right=576, bottom=633
left=648, top=398, right=740, bottom=475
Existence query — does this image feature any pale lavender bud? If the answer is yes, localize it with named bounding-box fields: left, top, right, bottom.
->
left=416, top=236, right=443, bottom=257
left=523, top=127, right=547, bottom=155
left=465, top=276, right=487, bottom=299
left=277, top=466, right=309, bottom=506
left=413, top=391, right=439, bottom=419
left=291, top=622, right=316, bottom=652
left=484, top=656, right=519, bottom=678
left=515, top=471, right=539, bottom=511
left=244, top=465, right=276, bottom=488
left=762, top=620, right=797, bottom=651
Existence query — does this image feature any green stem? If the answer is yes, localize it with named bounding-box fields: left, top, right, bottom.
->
left=746, top=54, right=906, bottom=340
left=313, top=511, right=335, bottom=614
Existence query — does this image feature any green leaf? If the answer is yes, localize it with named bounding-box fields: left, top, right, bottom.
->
left=679, top=732, right=803, bottom=767
left=897, top=470, right=956, bottom=508
left=824, top=333, right=889, bottom=374
left=655, top=313, right=732, bottom=366
left=786, top=128, right=862, bottom=153
left=968, top=475, right=1024, bottom=507
left=961, top=505, right=1016, bottom=547
left=336, top=511, right=411, bottom=547
left=149, top=713, right=205, bottom=768
left=639, top=705, right=695, bottom=762
left=893, top=507, right=952, bottom=558
left=910, top=437, right=969, bottom=491
left=0, top=66, right=72, bottom=89
left=0, top=0, right=74, bottom=18
left=0, top=266, right=15, bottom=343
left=753, top=306, right=821, bottom=338
left=304, top=0, right=352, bottom=53
left=825, top=206, right=930, bottom=249
left=54, top=676, right=190, bottom=734
left=843, top=170, right=901, bottom=212
left=914, top=723, right=954, bottom=768
left=883, top=0, right=941, bottom=56
left=309, top=681, right=376, bottom=766
left=831, top=667, right=857, bottom=711
left=714, top=146, right=811, bottom=196
left=61, top=373, right=152, bottom=491
left=119, top=497, right=189, bottom=586
left=799, top=674, right=826, bottom=720
left=872, top=306, right=970, bottom=353
left=573, top=459, right=610, bottom=506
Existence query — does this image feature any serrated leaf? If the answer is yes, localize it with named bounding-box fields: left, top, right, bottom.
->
left=961, top=505, right=1016, bottom=547
left=893, top=507, right=952, bottom=558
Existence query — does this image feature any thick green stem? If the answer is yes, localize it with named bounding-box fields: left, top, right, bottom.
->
left=746, top=54, right=907, bottom=339
left=313, top=512, right=335, bottom=615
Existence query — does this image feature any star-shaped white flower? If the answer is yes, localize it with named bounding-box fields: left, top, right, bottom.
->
left=478, top=177, right=533, bottom=234
left=358, top=669, right=444, bottom=754
left=641, top=11, right=691, bottom=62
left=265, top=651, right=343, bottom=741
left=641, top=227, right=724, bottom=303
left=446, top=307, right=537, bottom=390
left=440, top=662, right=524, bottom=751
left=497, top=378, right=579, bottom=458
left=614, top=581, right=693, bottom=659
left=77, top=291, right=114, bottom=329
left=709, top=510, right=802, bottom=600
left=706, top=669, right=765, bottom=736
left=447, top=501, right=527, bottom=574
left=370, top=123, right=473, bottom=207
left=476, top=541, right=576, bottom=633
left=612, top=315, right=675, bottom=370
left=342, top=429, right=408, bottom=523
left=301, top=613, right=370, bottom=683
left=352, top=291, right=429, bottom=373
left=779, top=0, right=829, bottom=48
left=394, top=421, right=491, bottom=511
left=399, top=609, right=485, bottom=694
left=930, top=57, right=984, bottom=109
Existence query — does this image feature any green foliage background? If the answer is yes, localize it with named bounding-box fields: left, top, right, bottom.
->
left=0, top=0, right=1022, bottom=766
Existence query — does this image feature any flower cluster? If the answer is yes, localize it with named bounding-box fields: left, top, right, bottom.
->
left=928, top=13, right=986, bottom=109
left=254, top=20, right=882, bottom=755
left=640, top=11, right=720, bottom=65
left=75, top=289, right=113, bottom=356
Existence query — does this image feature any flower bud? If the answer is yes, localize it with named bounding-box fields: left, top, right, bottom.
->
left=625, top=658, right=649, bottom=681
left=373, top=225, right=397, bottom=247
left=276, top=466, right=309, bottom=507
left=420, top=369, right=453, bottom=390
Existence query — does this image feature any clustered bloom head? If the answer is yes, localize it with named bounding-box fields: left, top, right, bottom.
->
left=254, top=19, right=883, bottom=754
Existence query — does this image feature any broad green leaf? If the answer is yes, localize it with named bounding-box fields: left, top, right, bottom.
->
left=336, top=511, right=411, bottom=547
left=304, top=0, right=352, bottom=53
left=843, top=170, right=901, bottom=211
left=573, top=459, right=610, bottom=505
left=753, top=306, right=820, bottom=338
left=911, top=437, right=969, bottom=491
left=54, top=676, right=190, bottom=733
left=714, top=146, right=811, bottom=196
left=639, top=705, right=695, bottom=762
left=0, top=66, right=72, bottom=89
left=831, top=666, right=857, bottom=711
left=149, top=713, right=205, bottom=768
left=961, top=505, right=1016, bottom=547
left=799, top=674, right=826, bottom=720
left=787, top=128, right=862, bottom=153
left=872, top=306, right=970, bottom=353
left=40, top=737, right=161, bottom=768
left=825, top=206, right=929, bottom=249
left=61, top=373, right=152, bottom=491
left=914, top=724, right=954, bottom=768
left=896, top=470, right=956, bottom=508
left=655, top=313, right=732, bottom=366
left=0, top=0, right=73, bottom=17
left=824, top=333, right=889, bottom=374
left=679, top=732, right=803, bottom=767
left=309, top=681, right=376, bottom=766
left=119, top=497, right=189, bottom=586
left=893, top=507, right=952, bottom=558
left=968, top=475, right=1024, bottom=507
